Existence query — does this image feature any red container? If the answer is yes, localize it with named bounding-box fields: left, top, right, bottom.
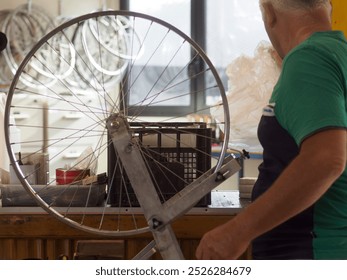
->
left=56, top=168, right=90, bottom=185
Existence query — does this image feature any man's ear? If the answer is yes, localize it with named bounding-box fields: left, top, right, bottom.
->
left=262, top=2, right=277, bottom=28
left=328, top=0, right=333, bottom=22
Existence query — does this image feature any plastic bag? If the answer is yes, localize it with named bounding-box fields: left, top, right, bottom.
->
left=211, top=41, right=281, bottom=152
left=72, top=146, right=98, bottom=176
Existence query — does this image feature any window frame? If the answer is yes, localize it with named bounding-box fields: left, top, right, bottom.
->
left=119, top=0, right=207, bottom=117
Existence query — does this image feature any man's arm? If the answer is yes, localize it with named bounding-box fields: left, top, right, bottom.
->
left=196, top=128, right=347, bottom=259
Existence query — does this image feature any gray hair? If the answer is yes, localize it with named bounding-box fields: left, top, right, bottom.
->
left=259, top=0, right=330, bottom=11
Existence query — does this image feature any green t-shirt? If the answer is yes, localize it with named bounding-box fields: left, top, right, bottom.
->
left=271, top=31, right=347, bottom=259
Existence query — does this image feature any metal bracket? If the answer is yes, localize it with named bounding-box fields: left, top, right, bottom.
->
left=107, top=114, right=242, bottom=259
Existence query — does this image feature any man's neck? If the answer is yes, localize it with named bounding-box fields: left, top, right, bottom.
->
left=281, top=8, right=332, bottom=56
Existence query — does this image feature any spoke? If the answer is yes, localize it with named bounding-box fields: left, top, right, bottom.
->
left=4, top=11, right=230, bottom=243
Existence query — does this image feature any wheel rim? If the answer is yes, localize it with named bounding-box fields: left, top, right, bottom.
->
left=5, top=10, right=230, bottom=237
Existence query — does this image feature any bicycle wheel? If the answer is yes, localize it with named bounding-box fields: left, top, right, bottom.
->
left=1, top=4, right=57, bottom=88
left=4, top=11, right=230, bottom=237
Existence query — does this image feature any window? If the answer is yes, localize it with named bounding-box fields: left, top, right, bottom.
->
left=205, top=0, right=269, bottom=105
left=120, top=0, right=269, bottom=116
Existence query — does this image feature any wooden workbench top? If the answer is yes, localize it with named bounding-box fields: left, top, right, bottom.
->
left=0, top=190, right=249, bottom=215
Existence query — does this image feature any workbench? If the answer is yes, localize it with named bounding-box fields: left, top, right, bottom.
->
left=0, top=191, right=250, bottom=260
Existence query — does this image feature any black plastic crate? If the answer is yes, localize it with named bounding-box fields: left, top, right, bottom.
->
left=108, top=122, right=212, bottom=207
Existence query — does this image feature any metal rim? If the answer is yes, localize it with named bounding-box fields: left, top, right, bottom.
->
left=5, top=10, right=230, bottom=237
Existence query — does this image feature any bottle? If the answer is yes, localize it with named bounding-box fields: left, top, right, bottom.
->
left=0, top=93, right=21, bottom=173
left=0, top=92, right=9, bottom=173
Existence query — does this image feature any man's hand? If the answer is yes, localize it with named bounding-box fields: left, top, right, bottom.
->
left=195, top=219, right=250, bottom=260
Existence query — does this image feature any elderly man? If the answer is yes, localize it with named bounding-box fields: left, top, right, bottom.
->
left=196, top=0, right=347, bottom=260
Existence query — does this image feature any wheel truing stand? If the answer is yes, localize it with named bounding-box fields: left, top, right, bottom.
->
left=107, top=113, right=241, bottom=259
